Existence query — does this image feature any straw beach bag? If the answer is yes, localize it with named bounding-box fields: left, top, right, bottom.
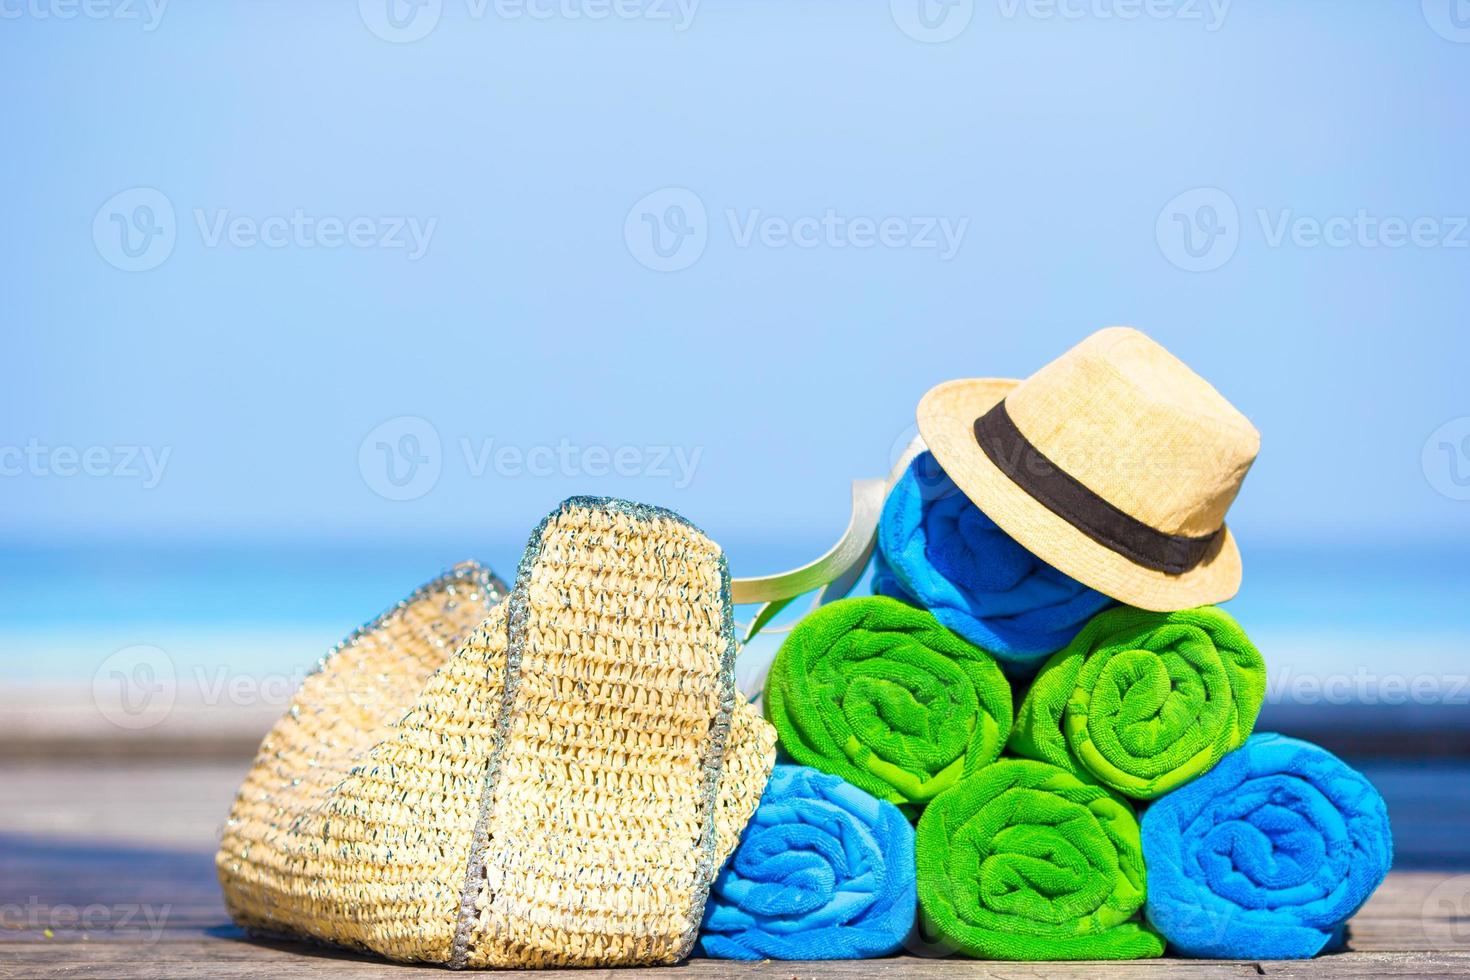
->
left=216, top=497, right=777, bottom=968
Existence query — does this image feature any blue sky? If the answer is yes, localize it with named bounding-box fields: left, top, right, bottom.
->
left=3, top=1, right=1469, bottom=560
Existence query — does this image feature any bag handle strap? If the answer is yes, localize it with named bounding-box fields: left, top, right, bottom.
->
left=730, top=437, right=924, bottom=644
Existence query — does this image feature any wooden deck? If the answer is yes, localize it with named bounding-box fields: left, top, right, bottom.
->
left=3, top=759, right=1469, bottom=979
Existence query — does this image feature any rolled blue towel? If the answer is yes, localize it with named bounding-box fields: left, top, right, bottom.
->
left=1142, top=732, right=1393, bottom=959
left=875, top=451, right=1113, bottom=670
left=696, top=764, right=916, bottom=960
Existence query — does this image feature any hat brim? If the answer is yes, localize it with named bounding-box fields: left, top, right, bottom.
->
left=916, top=378, right=1242, bottom=612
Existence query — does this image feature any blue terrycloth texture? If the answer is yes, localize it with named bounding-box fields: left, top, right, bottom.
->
left=874, top=451, right=1113, bottom=671
left=1142, top=732, right=1393, bottom=959
left=697, top=764, right=917, bottom=960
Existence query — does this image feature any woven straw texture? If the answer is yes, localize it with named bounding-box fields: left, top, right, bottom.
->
left=216, top=561, right=509, bottom=960
left=456, top=497, right=773, bottom=968
left=216, top=499, right=777, bottom=969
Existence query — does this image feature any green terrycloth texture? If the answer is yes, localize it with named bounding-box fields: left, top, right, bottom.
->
left=764, top=596, right=1012, bottom=818
left=1009, top=605, right=1266, bottom=800
left=914, top=758, right=1164, bottom=960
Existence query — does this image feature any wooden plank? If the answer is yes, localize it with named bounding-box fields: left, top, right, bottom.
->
left=2, top=866, right=1467, bottom=974
left=2, top=943, right=1469, bottom=980
left=0, top=762, right=245, bottom=850
left=3, top=758, right=1469, bottom=978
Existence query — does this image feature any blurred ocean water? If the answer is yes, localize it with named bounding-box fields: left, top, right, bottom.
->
left=3, top=540, right=1467, bottom=706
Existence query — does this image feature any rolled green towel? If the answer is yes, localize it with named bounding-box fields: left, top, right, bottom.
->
left=915, top=758, right=1163, bottom=960
left=764, top=595, right=1011, bottom=817
left=1009, top=605, right=1266, bottom=800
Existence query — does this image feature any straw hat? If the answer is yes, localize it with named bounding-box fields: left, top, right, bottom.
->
left=916, top=327, right=1260, bottom=611
left=217, top=498, right=777, bottom=968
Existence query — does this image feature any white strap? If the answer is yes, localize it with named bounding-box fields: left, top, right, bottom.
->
left=730, top=437, right=924, bottom=644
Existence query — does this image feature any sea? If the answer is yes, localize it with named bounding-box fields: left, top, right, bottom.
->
left=3, top=539, right=1467, bottom=713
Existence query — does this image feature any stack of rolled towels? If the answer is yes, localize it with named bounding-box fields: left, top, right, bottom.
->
left=695, top=448, right=1394, bottom=962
